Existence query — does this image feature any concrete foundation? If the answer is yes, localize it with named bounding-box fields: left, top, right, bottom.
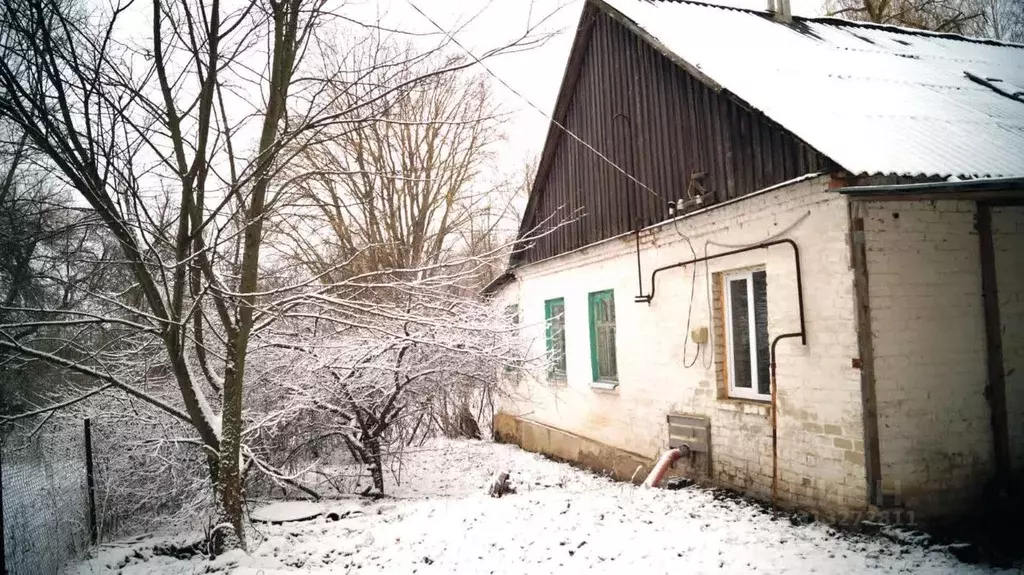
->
left=493, top=412, right=655, bottom=483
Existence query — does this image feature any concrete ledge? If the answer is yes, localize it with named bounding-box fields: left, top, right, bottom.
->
left=493, top=413, right=655, bottom=483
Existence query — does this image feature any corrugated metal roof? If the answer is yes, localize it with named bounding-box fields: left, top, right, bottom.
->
left=600, top=0, right=1024, bottom=179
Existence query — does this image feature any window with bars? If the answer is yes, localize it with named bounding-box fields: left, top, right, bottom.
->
left=588, top=289, right=618, bottom=383
left=544, top=298, right=567, bottom=380
left=724, top=269, right=770, bottom=400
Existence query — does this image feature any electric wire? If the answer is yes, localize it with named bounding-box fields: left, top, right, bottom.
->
left=406, top=0, right=812, bottom=375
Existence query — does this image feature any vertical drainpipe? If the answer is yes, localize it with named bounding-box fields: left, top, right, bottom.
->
left=976, top=202, right=1010, bottom=487
left=849, top=199, right=883, bottom=508
left=771, top=332, right=804, bottom=510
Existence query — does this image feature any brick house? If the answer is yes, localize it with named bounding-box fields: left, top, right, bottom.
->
left=487, top=0, right=1024, bottom=524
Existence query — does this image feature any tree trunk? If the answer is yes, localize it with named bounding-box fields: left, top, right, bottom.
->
left=366, top=436, right=384, bottom=493
left=212, top=473, right=244, bottom=553
left=212, top=361, right=245, bottom=554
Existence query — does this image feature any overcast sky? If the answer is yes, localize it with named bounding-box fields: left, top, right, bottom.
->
left=378, top=0, right=827, bottom=173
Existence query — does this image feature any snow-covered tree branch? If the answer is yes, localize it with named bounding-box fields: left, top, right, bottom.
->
left=0, top=0, right=559, bottom=555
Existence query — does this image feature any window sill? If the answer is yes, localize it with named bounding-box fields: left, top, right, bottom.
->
left=717, top=396, right=772, bottom=416
left=726, top=395, right=771, bottom=404
left=590, top=381, right=619, bottom=392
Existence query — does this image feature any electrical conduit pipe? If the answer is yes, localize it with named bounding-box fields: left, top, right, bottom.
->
left=771, top=332, right=803, bottom=510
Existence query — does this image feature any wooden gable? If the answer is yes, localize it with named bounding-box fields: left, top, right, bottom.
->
left=513, top=3, right=832, bottom=266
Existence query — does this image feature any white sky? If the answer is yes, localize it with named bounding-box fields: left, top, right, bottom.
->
left=384, top=0, right=827, bottom=173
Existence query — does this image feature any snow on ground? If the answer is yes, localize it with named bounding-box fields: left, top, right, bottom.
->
left=250, top=501, right=327, bottom=523
left=74, top=439, right=1011, bottom=574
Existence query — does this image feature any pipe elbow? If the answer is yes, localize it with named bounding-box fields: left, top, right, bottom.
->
left=643, top=446, right=691, bottom=488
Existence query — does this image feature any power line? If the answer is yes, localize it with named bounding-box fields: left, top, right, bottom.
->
left=404, top=0, right=668, bottom=203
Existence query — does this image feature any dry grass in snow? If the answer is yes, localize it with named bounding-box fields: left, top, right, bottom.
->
left=73, top=439, right=1013, bottom=574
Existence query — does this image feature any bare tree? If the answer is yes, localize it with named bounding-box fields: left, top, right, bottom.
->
left=0, top=124, right=115, bottom=416
left=984, top=0, right=1024, bottom=40
left=0, top=0, right=557, bottom=553
left=825, top=0, right=988, bottom=34
left=0, top=0, right=322, bottom=550
left=275, top=40, right=525, bottom=285
left=250, top=46, right=539, bottom=495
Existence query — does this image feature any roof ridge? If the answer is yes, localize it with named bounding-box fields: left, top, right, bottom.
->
left=645, top=0, right=1024, bottom=48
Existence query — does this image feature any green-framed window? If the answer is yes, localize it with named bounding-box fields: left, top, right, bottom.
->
left=544, top=298, right=567, bottom=379
left=588, top=289, right=617, bottom=382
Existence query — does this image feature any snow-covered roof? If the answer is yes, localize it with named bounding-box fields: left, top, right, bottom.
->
left=600, top=0, right=1024, bottom=179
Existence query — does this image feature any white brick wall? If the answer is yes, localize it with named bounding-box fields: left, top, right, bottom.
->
left=498, top=175, right=868, bottom=514
left=863, top=200, right=993, bottom=518
left=992, top=206, right=1024, bottom=472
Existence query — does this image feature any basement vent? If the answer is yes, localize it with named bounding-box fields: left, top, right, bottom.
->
left=667, top=413, right=711, bottom=453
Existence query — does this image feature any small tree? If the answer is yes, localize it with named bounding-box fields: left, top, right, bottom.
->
left=256, top=258, right=534, bottom=494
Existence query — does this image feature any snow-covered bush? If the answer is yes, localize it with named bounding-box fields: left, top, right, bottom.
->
left=242, top=278, right=533, bottom=495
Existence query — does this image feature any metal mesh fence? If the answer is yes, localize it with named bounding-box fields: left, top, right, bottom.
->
left=1, top=424, right=91, bottom=574
left=0, top=413, right=401, bottom=573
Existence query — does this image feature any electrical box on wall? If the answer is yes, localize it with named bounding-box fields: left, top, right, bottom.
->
left=690, top=326, right=708, bottom=344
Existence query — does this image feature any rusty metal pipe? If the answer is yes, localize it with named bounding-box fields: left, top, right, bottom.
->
left=643, top=446, right=690, bottom=488
left=770, top=332, right=803, bottom=512
left=635, top=239, right=806, bottom=348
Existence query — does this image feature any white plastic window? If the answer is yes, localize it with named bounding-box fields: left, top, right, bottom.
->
left=724, top=269, right=770, bottom=401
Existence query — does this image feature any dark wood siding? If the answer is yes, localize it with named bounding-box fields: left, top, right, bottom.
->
left=515, top=9, right=830, bottom=265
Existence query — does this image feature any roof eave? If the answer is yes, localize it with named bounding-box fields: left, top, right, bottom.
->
left=835, top=176, right=1024, bottom=201
left=481, top=270, right=516, bottom=296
